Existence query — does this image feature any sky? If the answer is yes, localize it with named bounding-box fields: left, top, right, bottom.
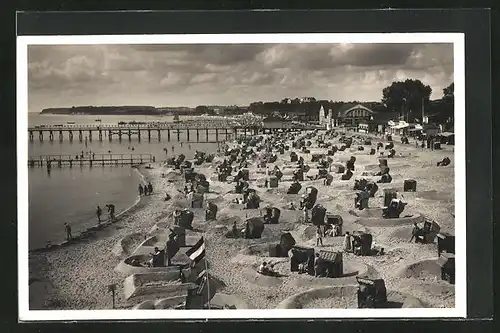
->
left=27, top=43, right=454, bottom=112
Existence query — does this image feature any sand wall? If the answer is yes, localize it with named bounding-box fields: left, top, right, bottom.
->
left=277, top=285, right=426, bottom=309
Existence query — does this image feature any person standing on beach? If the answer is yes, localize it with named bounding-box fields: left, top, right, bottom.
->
left=344, top=232, right=352, bottom=252
left=232, top=221, right=238, bottom=237
left=64, top=223, right=72, bottom=241
left=314, top=253, right=322, bottom=277
left=147, top=182, right=153, bottom=195
left=107, top=204, right=116, bottom=222
left=302, top=206, right=309, bottom=223
left=172, top=145, right=175, bottom=153
left=316, top=225, right=323, bottom=246
left=96, top=205, right=102, bottom=224
left=138, top=184, right=144, bottom=196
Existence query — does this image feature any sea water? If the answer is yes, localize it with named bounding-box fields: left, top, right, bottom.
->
left=27, top=114, right=220, bottom=250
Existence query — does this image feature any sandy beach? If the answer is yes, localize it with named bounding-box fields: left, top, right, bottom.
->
left=29, top=129, right=455, bottom=310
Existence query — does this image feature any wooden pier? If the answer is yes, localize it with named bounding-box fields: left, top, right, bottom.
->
left=29, top=153, right=154, bottom=168
left=27, top=122, right=312, bottom=143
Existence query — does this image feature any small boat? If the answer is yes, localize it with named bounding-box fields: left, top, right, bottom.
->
left=95, top=119, right=102, bottom=122
left=66, top=121, right=75, bottom=124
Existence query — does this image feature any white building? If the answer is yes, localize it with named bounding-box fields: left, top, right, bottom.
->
left=300, top=97, right=315, bottom=103
left=318, top=105, right=335, bottom=130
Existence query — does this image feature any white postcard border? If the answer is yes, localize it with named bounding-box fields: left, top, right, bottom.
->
left=17, top=33, right=466, bottom=320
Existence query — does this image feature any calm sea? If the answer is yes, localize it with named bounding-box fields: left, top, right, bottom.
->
left=28, top=114, right=220, bottom=250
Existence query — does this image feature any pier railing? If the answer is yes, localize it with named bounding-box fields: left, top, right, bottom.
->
left=27, top=121, right=316, bottom=143
left=28, top=121, right=242, bottom=131
left=28, top=153, right=154, bottom=168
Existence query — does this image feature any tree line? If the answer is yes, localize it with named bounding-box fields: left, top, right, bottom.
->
left=208, top=79, right=454, bottom=125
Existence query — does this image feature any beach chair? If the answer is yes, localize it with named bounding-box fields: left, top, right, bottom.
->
left=357, top=276, right=387, bottom=308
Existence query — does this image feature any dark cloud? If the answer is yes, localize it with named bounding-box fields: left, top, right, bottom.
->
left=338, top=43, right=416, bottom=67
left=27, top=43, right=454, bottom=111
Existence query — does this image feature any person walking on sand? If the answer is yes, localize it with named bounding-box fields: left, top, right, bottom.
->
left=96, top=205, right=102, bottom=224
left=64, top=223, right=72, bottom=241
left=172, top=145, right=175, bottom=153
left=344, top=232, right=352, bottom=252
left=147, top=182, right=153, bottom=195
left=316, top=225, right=323, bottom=246
left=138, top=184, right=144, bottom=196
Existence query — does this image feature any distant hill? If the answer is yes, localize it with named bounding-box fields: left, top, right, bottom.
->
left=40, top=106, right=161, bottom=115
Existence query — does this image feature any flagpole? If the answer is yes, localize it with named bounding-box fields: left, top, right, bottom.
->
left=422, top=96, right=425, bottom=123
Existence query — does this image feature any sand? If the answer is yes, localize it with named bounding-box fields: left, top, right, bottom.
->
left=29, top=129, right=455, bottom=310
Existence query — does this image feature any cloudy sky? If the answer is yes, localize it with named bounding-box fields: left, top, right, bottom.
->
left=27, top=43, right=453, bottom=112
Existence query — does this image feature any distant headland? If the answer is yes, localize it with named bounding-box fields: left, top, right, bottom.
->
left=39, top=106, right=187, bottom=116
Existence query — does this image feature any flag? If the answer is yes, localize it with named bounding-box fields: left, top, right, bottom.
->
left=186, top=237, right=205, bottom=265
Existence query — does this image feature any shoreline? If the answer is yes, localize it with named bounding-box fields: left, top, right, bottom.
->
left=28, top=165, right=156, bottom=309
left=29, top=166, right=148, bottom=254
